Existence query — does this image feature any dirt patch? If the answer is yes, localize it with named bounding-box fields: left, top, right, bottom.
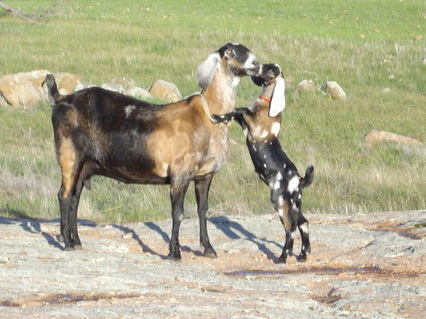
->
left=0, top=211, right=425, bottom=318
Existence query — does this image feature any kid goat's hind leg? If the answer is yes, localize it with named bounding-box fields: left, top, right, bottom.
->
left=275, top=197, right=295, bottom=264
left=295, top=213, right=310, bottom=262
left=296, top=165, right=314, bottom=262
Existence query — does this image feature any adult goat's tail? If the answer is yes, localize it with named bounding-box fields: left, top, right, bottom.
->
left=44, top=74, right=59, bottom=108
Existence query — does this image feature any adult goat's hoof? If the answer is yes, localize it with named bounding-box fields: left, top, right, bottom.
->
left=204, top=247, right=217, bottom=259
left=166, top=253, right=182, bottom=262
left=276, top=256, right=287, bottom=264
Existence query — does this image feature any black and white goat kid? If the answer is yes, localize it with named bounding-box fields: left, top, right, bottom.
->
left=211, top=64, right=314, bottom=263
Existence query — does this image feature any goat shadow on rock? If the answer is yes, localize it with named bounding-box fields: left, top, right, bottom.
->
left=113, top=221, right=204, bottom=259
left=209, top=216, right=281, bottom=263
left=0, top=209, right=97, bottom=251
left=112, top=223, right=166, bottom=259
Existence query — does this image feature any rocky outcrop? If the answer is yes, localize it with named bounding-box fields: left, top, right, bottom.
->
left=0, top=70, right=48, bottom=108
left=101, top=82, right=125, bottom=94
left=0, top=211, right=424, bottom=318
left=54, top=72, right=81, bottom=95
left=0, top=71, right=81, bottom=108
left=0, top=71, right=163, bottom=108
left=149, top=79, right=182, bottom=102
left=126, top=87, right=151, bottom=99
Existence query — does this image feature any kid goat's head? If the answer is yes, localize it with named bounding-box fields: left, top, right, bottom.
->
left=251, top=64, right=286, bottom=117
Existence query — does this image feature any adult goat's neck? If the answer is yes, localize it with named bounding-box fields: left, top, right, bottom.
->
left=202, top=61, right=240, bottom=116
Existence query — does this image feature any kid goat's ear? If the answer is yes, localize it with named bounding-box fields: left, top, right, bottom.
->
left=269, top=76, right=286, bottom=117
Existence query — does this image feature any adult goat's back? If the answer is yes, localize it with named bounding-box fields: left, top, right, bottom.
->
left=47, top=43, right=259, bottom=260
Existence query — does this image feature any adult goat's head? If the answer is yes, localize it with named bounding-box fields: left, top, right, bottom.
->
left=196, top=43, right=259, bottom=90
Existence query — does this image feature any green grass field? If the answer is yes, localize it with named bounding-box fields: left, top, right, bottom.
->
left=1, top=0, right=425, bottom=222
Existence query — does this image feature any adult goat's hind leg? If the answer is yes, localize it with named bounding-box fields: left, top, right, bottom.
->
left=70, top=163, right=95, bottom=250
left=58, top=187, right=73, bottom=250
left=167, top=176, right=191, bottom=261
left=58, top=181, right=83, bottom=250
left=69, top=179, right=84, bottom=250
left=195, top=174, right=217, bottom=258
left=57, top=137, right=81, bottom=251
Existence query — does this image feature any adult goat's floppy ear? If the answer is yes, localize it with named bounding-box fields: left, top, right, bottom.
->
left=196, top=52, right=220, bottom=91
left=269, top=77, right=286, bottom=117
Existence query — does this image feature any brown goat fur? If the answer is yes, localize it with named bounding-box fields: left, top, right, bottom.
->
left=46, top=43, right=259, bottom=260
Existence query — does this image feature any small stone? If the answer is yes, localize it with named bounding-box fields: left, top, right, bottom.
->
left=122, top=233, right=133, bottom=239
left=294, top=79, right=321, bottom=94
left=325, top=81, right=347, bottom=101
left=364, top=130, right=422, bottom=146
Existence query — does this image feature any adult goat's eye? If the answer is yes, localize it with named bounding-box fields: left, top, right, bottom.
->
left=225, top=49, right=234, bottom=59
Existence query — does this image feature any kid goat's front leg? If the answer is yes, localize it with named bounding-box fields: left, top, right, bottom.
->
left=211, top=107, right=253, bottom=125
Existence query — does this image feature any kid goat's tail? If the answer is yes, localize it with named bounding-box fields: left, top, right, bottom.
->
left=300, top=165, right=314, bottom=189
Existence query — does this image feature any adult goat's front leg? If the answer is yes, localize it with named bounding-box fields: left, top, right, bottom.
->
left=167, top=177, right=191, bottom=261
left=195, top=174, right=217, bottom=258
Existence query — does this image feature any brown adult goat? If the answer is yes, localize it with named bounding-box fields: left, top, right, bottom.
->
left=45, top=43, right=259, bottom=261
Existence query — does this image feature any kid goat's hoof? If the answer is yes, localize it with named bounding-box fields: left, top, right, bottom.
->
left=296, top=253, right=307, bottom=262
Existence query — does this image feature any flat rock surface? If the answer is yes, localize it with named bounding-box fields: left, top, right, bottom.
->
left=0, top=211, right=425, bottom=318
